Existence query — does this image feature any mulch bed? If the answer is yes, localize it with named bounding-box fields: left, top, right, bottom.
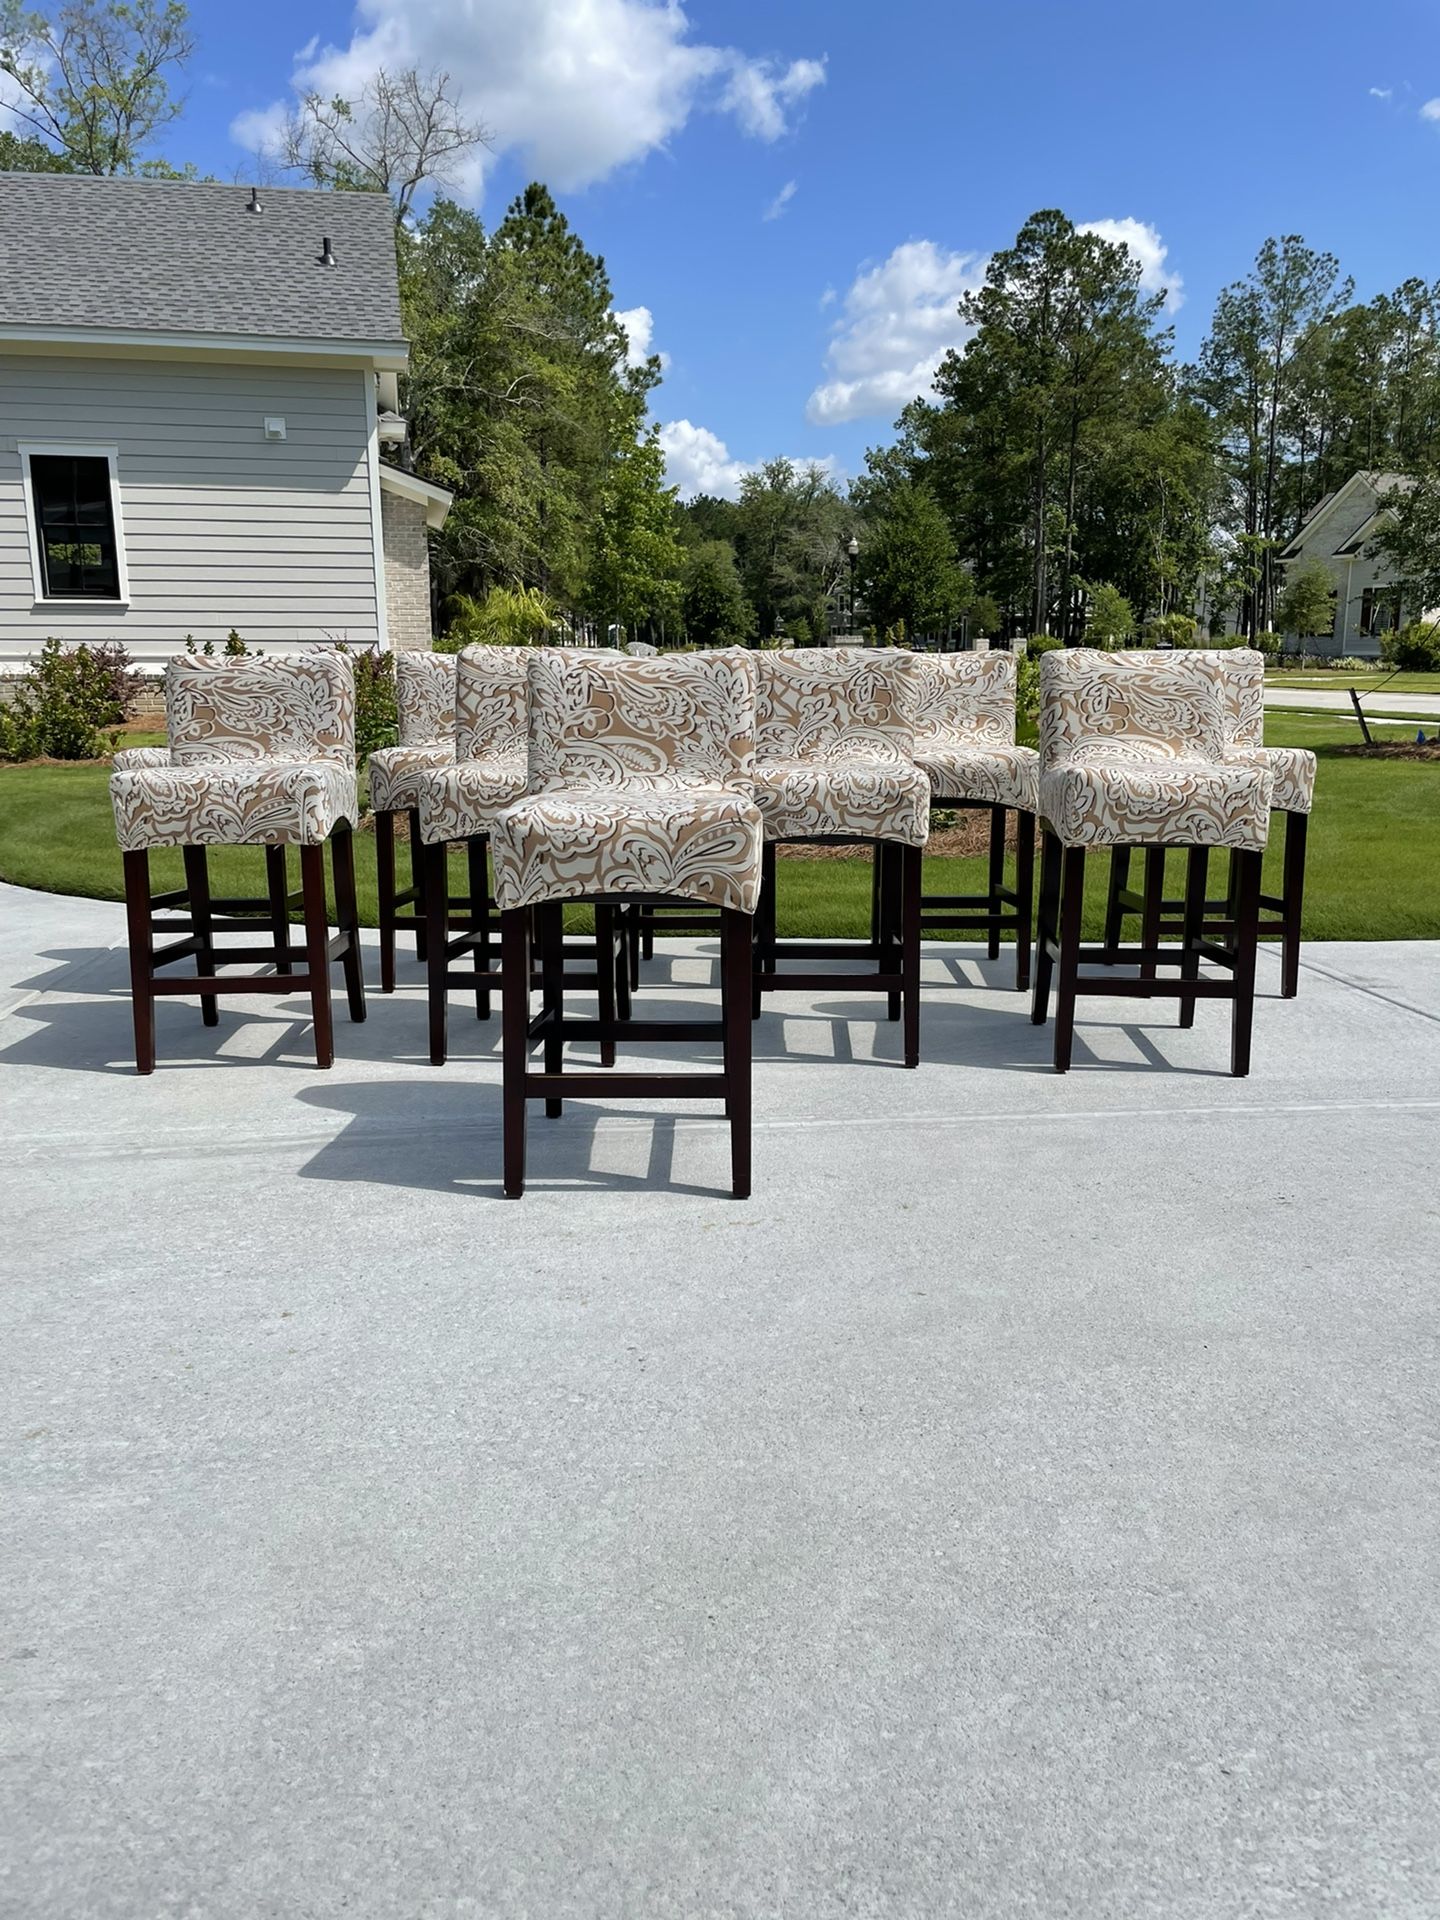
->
left=778, top=810, right=1015, bottom=861
left=1331, top=742, right=1440, bottom=761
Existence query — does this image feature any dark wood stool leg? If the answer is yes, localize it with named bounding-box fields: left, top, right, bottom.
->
left=299, top=842, right=334, bottom=1070
left=468, top=837, right=491, bottom=1020
left=722, top=907, right=752, bottom=1198
left=1231, top=848, right=1262, bottom=1077
left=182, top=845, right=219, bottom=1028
left=375, top=808, right=397, bottom=993
left=1015, top=809, right=1035, bottom=993
left=753, top=842, right=775, bottom=1020
left=266, top=846, right=293, bottom=976
left=502, top=908, right=530, bottom=1196
left=986, top=805, right=1005, bottom=960
left=615, top=908, right=632, bottom=1024
left=1103, top=846, right=1131, bottom=962
left=1030, top=828, right=1061, bottom=1027
left=627, top=906, right=640, bottom=991
left=883, top=840, right=902, bottom=1022
left=596, top=903, right=617, bottom=1068
left=123, top=848, right=156, bottom=1075
left=869, top=837, right=883, bottom=951
left=1179, top=846, right=1209, bottom=1030
left=1280, top=811, right=1308, bottom=999
left=332, top=827, right=366, bottom=1025
left=1053, top=845, right=1086, bottom=1073
left=543, top=902, right=564, bottom=1116
left=409, top=808, right=428, bottom=962
left=902, top=841, right=922, bottom=1068
left=1139, top=847, right=1166, bottom=980
left=424, top=840, right=449, bottom=1067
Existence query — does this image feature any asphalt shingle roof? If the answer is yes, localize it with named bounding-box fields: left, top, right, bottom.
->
left=0, top=173, right=405, bottom=347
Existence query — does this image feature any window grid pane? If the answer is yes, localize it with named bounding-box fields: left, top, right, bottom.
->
left=29, top=455, right=121, bottom=599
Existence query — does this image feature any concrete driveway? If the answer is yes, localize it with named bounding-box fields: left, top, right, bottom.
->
left=3, top=881, right=1439, bottom=1918
left=1264, top=684, right=1440, bottom=720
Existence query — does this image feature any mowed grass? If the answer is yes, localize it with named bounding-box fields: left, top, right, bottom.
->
left=0, top=713, right=1435, bottom=941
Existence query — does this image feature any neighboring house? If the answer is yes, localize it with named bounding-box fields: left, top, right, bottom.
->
left=0, top=172, right=452, bottom=670
left=1277, top=469, right=1415, bottom=657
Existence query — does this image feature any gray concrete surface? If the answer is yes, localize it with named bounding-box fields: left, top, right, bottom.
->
left=3, top=879, right=1439, bottom=1918
left=1264, top=684, right=1440, bottom=720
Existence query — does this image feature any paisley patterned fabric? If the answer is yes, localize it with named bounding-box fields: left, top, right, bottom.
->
left=111, top=746, right=173, bottom=771
left=909, top=651, right=1017, bottom=749
left=528, top=649, right=756, bottom=791
left=489, top=788, right=763, bottom=914
left=397, top=651, right=457, bottom=746
left=366, top=742, right=455, bottom=815
left=753, top=646, right=930, bottom=843
left=1039, top=760, right=1272, bottom=850
left=918, top=743, right=1039, bottom=812
left=1223, top=743, right=1316, bottom=815
left=1119, top=646, right=1314, bottom=813
left=1039, top=649, right=1227, bottom=768
left=1038, top=650, right=1271, bottom=848
left=414, top=758, right=530, bottom=847
left=456, top=646, right=530, bottom=763
left=165, top=652, right=354, bottom=767
left=112, top=761, right=357, bottom=850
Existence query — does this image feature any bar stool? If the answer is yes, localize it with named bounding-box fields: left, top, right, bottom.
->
left=491, top=650, right=762, bottom=1199
left=1030, top=649, right=1273, bottom=1076
left=368, top=651, right=457, bottom=993
left=1102, top=648, right=1316, bottom=997
left=110, top=652, right=365, bottom=1073
left=751, top=647, right=929, bottom=1067
left=903, top=650, right=1038, bottom=990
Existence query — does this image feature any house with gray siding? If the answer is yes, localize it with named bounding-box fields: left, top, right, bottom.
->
left=1277, top=470, right=1415, bottom=657
left=0, top=172, right=451, bottom=670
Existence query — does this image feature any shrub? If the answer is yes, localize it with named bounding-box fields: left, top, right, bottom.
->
left=331, top=642, right=397, bottom=770
left=0, top=637, right=141, bottom=761
left=437, top=586, right=558, bottom=651
left=1143, top=612, right=1197, bottom=648
left=1253, top=630, right=1282, bottom=658
left=1081, top=581, right=1135, bottom=649
left=1379, top=621, right=1440, bottom=671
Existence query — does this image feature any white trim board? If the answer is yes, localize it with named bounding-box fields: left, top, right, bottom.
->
left=17, top=441, right=131, bottom=607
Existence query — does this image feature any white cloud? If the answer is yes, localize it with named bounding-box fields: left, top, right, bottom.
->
left=1422, top=97, right=1440, bottom=122
left=612, top=305, right=670, bottom=370
left=658, top=420, right=841, bottom=501
left=1370, top=85, right=1393, bottom=100
left=1078, top=217, right=1184, bottom=312
left=232, top=2, right=825, bottom=196
left=763, top=179, right=798, bottom=222
left=806, top=239, right=986, bottom=426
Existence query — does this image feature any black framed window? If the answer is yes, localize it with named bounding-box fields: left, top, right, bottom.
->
left=28, top=454, right=122, bottom=599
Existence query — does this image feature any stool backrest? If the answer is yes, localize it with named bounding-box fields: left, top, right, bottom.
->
left=397, top=651, right=457, bottom=747
left=1118, top=646, right=1266, bottom=749
left=528, top=649, right=756, bottom=791
left=909, top=651, right=1016, bottom=749
left=455, top=645, right=529, bottom=763
left=755, top=647, right=917, bottom=763
left=1039, top=649, right=1225, bottom=768
left=165, top=652, right=354, bottom=766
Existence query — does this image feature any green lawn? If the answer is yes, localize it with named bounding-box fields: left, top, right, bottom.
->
left=1265, top=670, right=1440, bottom=695
left=1, top=713, right=1435, bottom=941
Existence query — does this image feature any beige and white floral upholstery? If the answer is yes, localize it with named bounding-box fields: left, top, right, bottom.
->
left=111, top=653, right=358, bottom=850
left=489, top=651, right=763, bottom=913
left=1125, top=646, right=1316, bottom=816
left=909, top=651, right=1039, bottom=812
left=111, top=745, right=173, bottom=771
left=412, top=646, right=531, bottom=845
left=1038, top=649, right=1272, bottom=849
left=366, top=651, right=458, bottom=815
left=752, top=647, right=930, bottom=846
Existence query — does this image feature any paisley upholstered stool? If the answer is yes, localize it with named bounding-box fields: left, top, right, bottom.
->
left=1101, top=648, right=1316, bottom=997
left=110, top=653, right=364, bottom=1073
left=899, top=650, right=1038, bottom=991
left=1030, top=649, right=1273, bottom=1076
left=490, top=650, right=762, bottom=1199
left=751, top=647, right=929, bottom=1067
left=367, top=651, right=457, bottom=993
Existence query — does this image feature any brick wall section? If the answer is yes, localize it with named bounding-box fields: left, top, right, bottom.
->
left=382, top=490, right=436, bottom=651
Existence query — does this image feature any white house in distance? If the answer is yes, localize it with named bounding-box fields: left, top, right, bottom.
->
left=1277, top=469, right=1415, bottom=657
left=0, top=171, right=452, bottom=671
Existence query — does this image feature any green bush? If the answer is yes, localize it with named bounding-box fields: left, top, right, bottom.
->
left=0, top=638, right=140, bottom=761
left=438, top=586, right=558, bottom=651
left=332, top=642, right=397, bottom=770
left=1253, top=630, right=1282, bottom=658
left=1379, top=622, right=1440, bottom=671
left=1143, top=612, right=1198, bottom=648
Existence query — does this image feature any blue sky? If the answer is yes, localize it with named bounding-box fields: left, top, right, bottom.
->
left=168, top=0, right=1440, bottom=496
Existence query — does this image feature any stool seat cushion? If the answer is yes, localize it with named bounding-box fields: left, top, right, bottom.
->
left=412, top=756, right=529, bottom=845
left=1040, top=756, right=1273, bottom=849
left=490, top=787, right=763, bottom=914
left=1224, top=744, right=1316, bottom=816
left=366, top=742, right=455, bottom=815
left=752, top=759, right=931, bottom=847
left=111, top=759, right=357, bottom=850
left=918, top=743, right=1038, bottom=812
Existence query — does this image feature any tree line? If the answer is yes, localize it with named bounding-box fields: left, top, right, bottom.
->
left=7, top=0, right=1440, bottom=647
